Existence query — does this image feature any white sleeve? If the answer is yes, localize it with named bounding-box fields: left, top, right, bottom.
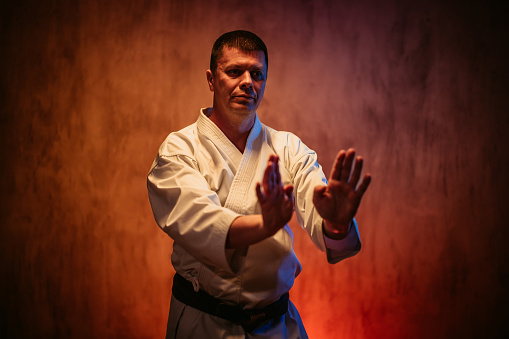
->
left=284, top=137, right=329, bottom=252
left=323, top=219, right=362, bottom=264
left=147, top=153, right=242, bottom=274
left=281, top=132, right=362, bottom=263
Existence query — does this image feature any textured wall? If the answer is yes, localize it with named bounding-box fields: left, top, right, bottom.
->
left=1, top=0, right=508, bottom=338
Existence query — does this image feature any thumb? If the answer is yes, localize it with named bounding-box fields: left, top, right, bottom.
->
left=313, top=185, right=327, bottom=203
left=284, top=184, right=294, bottom=204
left=256, top=182, right=266, bottom=203
left=283, top=184, right=294, bottom=197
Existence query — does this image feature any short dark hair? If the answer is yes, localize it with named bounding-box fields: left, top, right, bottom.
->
left=210, top=30, right=268, bottom=74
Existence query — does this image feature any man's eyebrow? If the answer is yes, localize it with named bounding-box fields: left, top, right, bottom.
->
left=224, top=61, right=265, bottom=69
left=247, top=64, right=266, bottom=72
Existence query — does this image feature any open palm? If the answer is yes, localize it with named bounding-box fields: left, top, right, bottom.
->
left=313, top=149, right=371, bottom=236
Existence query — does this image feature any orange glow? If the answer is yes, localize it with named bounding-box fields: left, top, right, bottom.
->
left=1, top=0, right=507, bottom=338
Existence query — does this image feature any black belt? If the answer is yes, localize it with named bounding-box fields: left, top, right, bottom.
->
left=172, top=273, right=289, bottom=332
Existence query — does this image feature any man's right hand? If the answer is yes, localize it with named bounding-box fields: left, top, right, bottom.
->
left=226, top=155, right=294, bottom=249
left=256, top=155, right=294, bottom=237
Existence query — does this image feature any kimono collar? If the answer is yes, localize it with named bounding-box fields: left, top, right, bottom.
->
left=197, top=108, right=262, bottom=163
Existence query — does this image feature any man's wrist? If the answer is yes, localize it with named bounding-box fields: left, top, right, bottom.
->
left=323, top=219, right=351, bottom=240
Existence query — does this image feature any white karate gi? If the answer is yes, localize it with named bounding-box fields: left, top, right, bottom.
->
left=147, top=108, right=361, bottom=338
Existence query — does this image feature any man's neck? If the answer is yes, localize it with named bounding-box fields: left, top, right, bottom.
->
left=208, top=108, right=255, bottom=153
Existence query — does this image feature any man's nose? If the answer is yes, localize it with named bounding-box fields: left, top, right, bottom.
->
left=239, top=71, right=253, bottom=89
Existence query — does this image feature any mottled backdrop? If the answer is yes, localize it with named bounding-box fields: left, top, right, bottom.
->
left=1, top=0, right=508, bottom=338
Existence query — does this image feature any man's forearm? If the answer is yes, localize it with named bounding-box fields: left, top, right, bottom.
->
left=226, top=215, right=274, bottom=249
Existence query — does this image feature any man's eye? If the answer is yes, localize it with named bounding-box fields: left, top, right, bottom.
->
left=227, top=69, right=241, bottom=76
left=251, top=71, right=264, bottom=81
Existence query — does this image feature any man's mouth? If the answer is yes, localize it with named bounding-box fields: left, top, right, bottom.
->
left=234, top=94, right=255, bottom=100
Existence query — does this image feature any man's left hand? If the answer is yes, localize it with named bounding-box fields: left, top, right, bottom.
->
left=313, top=148, right=371, bottom=240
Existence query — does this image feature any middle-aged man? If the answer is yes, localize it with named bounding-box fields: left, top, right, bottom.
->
left=147, top=30, right=372, bottom=338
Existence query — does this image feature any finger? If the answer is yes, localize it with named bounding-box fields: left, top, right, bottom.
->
left=356, top=174, right=372, bottom=197
left=262, top=159, right=273, bottom=191
left=349, top=156, right=363, bottom=188
left=271, top=180, right=283, bottom=201
left=266, top=155, right=279, bottom=189
left=274, top=156, right=281, bottom=186
left=329, top=150, right=346, bottom=182
left=340, top=148, right=356, bottom=182
left=270, top=163, right=275, bottom=188
left=256, top=182, right=266, bottom=203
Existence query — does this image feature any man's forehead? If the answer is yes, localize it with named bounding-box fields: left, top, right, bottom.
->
left=218, top=47, right=266, bottom=69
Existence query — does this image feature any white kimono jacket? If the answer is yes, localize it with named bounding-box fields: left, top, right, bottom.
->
left=147, top=108, right=361, bottom=338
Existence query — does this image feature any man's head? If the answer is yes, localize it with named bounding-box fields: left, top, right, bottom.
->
left=210, top=30, right=268, bottom=76
left=206, top=31, right=268, bottom=119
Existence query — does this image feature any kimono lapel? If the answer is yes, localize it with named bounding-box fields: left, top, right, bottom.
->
left=197, top=109, right=244, bottom=168
left=223, top=115, right=262, bottom=214
left=196, top=109, right=263, bottom=214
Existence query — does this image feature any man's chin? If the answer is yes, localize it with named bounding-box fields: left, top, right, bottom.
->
left=230, top=103, right=256, bottom=114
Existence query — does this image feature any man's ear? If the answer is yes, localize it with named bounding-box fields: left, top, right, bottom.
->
left=206, top=70, right=214, bottom=92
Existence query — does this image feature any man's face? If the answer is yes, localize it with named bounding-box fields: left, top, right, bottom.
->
left=207, top=47, right=267, bottom=117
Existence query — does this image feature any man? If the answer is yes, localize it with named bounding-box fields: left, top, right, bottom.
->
left=147, top=30, right=371, bottom=338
